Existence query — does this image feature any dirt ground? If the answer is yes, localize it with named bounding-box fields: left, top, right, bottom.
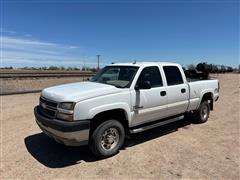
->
left=1, top=76, right=91, bottom=94
left=0, top=74, right=239, bottom=179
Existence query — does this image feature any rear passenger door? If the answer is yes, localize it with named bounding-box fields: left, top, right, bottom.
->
left=163, top=66, right=189, bottom=116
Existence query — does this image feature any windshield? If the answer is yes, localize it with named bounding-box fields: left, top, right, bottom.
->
left=91, top=66, right=139, bottom=88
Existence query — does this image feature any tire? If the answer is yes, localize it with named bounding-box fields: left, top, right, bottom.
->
left=194, top=101, right=210, bottom=123
left=89, top=120, right=125, bottom=158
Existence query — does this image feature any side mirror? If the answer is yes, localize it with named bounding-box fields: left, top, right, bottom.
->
left=135, top=81, right=151, bottom=90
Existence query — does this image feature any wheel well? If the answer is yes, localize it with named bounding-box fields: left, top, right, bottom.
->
left=90, top=109, right=129, bottom=136
left=201, top=92, right=213, bottom=110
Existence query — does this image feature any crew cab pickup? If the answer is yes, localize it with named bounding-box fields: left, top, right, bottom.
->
left=34, top=62, right=219, bottom=158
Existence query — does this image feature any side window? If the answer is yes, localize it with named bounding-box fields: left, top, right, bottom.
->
left=137, top=66, right=163, bottom=88
left=163, top=66, right=184, bottom=86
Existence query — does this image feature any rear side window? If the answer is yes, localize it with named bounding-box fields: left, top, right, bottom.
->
left=137, top=66, right=163, bottom=88
left=163, top=66, right=184, bottom=86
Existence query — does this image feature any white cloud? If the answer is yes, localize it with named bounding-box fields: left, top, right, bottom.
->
left=2, top=50, right=99, bottom=67
left=3, top=36, right=57, bottom=46
left=0, top=28, right=18, bottom=34
left=23, top=33, right=32, bottom=38
left=69, top=46, right=78, bottom=49
left=0, top=35, right=99, bottom=67
left=3, top=56, right=97, bottom=66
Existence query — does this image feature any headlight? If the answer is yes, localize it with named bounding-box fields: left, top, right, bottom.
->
left=57, top=102, right=75, bottom=121
left=58, top=102, right=75, bottom=110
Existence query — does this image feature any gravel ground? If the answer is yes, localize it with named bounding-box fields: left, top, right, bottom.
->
left=0, top=74, right=239, bottom=179
left=1, top=76, right=91, bottom=94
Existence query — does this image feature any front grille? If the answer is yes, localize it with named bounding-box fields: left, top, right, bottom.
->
left=40, top=96, right=58, bottom=108
left=39, top=96, right=58, bottom=118
left=39, top=106, right=56, bottom=118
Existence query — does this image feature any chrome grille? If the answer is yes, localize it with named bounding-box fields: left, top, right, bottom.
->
left=39, top=96, right=58, bottom=118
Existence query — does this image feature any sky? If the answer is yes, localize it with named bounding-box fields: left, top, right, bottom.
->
left=1, top=0, right=239, bottom=68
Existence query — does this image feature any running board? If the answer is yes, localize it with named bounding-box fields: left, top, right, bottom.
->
left=130, top=115, right=184, bottom=133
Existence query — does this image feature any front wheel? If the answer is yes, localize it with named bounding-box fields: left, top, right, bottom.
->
left=89, top=120, right=125, bottom=158
left=194, top=101, right=210, bottom=123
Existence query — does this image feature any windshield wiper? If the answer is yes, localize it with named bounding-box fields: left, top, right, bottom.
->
left=114, top=85, right=123, bottom=88
left=106, top=83, right=123, bottom=88
left=94, top=81, right=124, bottom=88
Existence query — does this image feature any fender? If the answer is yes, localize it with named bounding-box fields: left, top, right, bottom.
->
left=73, top=91, right=131, bottom=121
left=88, top=103, right=131, bottom=122
left=197, top=89, right=214, bottom=109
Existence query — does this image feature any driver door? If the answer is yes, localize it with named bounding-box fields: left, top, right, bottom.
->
left=130, top=66, right=168, bottom=126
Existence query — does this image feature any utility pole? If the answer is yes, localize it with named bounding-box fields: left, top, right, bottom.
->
left=83, top=59, right=85, bottom=81
left=96, top=55, right=101, bottom=70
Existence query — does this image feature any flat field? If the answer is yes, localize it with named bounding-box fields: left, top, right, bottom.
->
left=0, top=70, right=93, bottom=94
left=0, top=74, right=239, bottom=179
left=1, top=77, right=87, bottom=94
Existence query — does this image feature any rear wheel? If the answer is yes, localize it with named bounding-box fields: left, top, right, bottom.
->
left=89, top=120, right=125, bottom=158
left=194, top=101, right=210, bottom=123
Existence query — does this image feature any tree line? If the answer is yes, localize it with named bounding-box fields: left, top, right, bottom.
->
left=0, top=66, right=97, bottom=72
left=1, top=63, right=239, bottom=73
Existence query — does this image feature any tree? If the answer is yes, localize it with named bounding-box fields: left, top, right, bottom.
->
left=48, top=66, right=59, bottom=70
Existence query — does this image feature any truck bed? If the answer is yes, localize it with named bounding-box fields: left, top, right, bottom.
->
left=187, top=79, right=219, bottom=111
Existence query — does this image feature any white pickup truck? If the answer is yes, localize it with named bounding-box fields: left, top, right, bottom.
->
left=34, top=62, right=219, bottom=158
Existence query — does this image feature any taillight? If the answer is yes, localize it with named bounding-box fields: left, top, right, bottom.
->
left=215, top=81, right=220, bottom=93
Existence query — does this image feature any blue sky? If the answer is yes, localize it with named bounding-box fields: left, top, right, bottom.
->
left=1, top=0, right=239, bottom=68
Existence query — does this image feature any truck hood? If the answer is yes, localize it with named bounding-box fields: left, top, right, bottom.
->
left=41, top=81, right=123, bottom=102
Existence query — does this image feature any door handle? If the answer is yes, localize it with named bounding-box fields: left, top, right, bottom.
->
left=133, top=106, right=144, bottom=111
left=181, top=88, right=186, bottom=93
left=160, top=91, right=166, bottom=96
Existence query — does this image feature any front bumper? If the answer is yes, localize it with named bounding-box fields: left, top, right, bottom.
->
left=34, top=106, right=90, bottom=146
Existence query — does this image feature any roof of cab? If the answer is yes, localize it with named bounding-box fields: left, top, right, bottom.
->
left=107, top=61, right=180, bottom=67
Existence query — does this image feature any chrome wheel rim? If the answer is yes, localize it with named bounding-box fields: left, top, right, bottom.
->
left=101, top=128, right=119, bottom=151
left=201, top=105, right=209, bottom=120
